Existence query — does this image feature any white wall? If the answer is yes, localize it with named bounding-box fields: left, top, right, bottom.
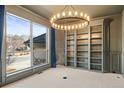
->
left=110, top=14, right=122, bottom=51
left=55, top=30, right=65, bottom=65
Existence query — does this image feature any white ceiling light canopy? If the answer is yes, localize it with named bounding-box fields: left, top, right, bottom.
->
left=50, top=5, right=90, bottom=30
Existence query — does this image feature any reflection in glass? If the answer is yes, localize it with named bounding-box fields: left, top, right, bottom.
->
left=32, top=23, right=47, bottom=66
left=6, top=13, right=31, bottom=73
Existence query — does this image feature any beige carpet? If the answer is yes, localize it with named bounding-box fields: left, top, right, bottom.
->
left=3, top=65, right=124, bottom=88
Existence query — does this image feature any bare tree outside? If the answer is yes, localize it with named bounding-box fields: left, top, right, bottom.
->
left=6, top=13, right=31, bottom=73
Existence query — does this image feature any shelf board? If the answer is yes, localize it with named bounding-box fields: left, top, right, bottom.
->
left=77, top=44, right=88, bottom=46
left=91, top=31, right=102, bottom=34
left=67, top=39, right=74, bottom=41
left=91, top=63, right=102, bottom=66
left=67, top=44, right=74, bottom=46
left=90, top=37, right=102, bottom=39
left=77, top=32, right=88, bottom=35
left=77, top=38, right=88, bottom=40
left=67, top=61, right=74, bottom=63
left=67, top=56, right=74, bottom=58
left=91, top=57, right=102, bottom=60
left=77, top=61, right=88, bottom=64
left=66, top=51, right=75, bottom=52
left=77, top=56, right=88, bottom=59
left=77, top=50, right=88, bottom=52
left=91, top=43, right=102, bottom=45
left=91, top=50, right=102, bottom=52
left=67, top=34, right=74, bottom=36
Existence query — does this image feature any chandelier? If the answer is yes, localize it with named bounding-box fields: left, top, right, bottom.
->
left=50, top=5, right=90, bottom=31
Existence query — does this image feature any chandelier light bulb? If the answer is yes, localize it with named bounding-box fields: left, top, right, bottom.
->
left=50, top=18, right=53, bottom=23
left=50, top=20, right=53, bottom=23
left=76, top=25, right=78, bottom=29
left=55, top=24, right=57, bottom=28
left=84, top=22, right=88, bottom=26
left=82, top=23, right=84, bottom=27
left=53, top=15, right=56, bottom=19
left=79, top=24, right=81, bottom=28
left=72, top=25, right=74, bottom=29
left=87, top=16, right=90, bottom=21
left=61, top=25, right=63, bottom=29
left=57, top=13, right=60, bottom=18
left=84, top=14, right=87, bottom=18
left=64, top=26, right=67, bottom=30
left=68, top=11, right=72, bottom=16
left=68, top=26, right=71, bottom=30
left=58, top=25, right=60, bottom=29
left=62, top=12, right=65, bottom=16
left=80, top=12, right=83, bottom=17
left=52, top=23, right=55, bottom=27
left=75, top=11, right=78, bottom=16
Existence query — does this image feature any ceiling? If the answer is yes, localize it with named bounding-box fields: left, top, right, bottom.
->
left=22, top=5, right=124, bottom=19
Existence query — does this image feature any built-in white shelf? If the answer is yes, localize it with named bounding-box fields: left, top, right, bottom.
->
left=65, top=19, right=111, bottom=72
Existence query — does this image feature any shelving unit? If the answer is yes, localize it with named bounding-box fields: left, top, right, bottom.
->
left=64, top=19, right=111, bottom=72
left=76, top=27, right=89, bottom=69
left=65, top=30, right=75, bottom=67
left=90, top=24, right=103, bottom=71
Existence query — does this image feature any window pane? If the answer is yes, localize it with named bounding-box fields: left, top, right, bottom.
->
left=6, top=13, right=31, bottom=74
left=33, top=23, right=47, bottom=66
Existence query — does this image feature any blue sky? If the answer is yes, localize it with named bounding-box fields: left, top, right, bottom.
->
left=7, top=14, right=47, bottom=37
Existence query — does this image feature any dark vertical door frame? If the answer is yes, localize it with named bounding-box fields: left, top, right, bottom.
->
left=50, top=27, right=56, bottom=67
left=0, top=5, right=5, bottom=86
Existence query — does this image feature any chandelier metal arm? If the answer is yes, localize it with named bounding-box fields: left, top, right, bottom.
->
left=61, top=5, right=68, bottom=12
left=70, top=5, right=75, bottom=11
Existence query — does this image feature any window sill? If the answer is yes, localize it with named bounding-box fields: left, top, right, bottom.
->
left=6, top=63, right=49, bottom=77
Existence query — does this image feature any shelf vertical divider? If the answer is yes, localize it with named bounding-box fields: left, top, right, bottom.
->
left=64, top=30, right=67, bottom=66
left=74, top=30, right=77, bottom=67
left=101, top=22, right=104, bottom=72
left=88, top=26, right=91, bottom=70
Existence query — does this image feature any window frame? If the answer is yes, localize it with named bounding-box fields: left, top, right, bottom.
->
left=32, top=22, right=49, bottom=67
left=6, top=12, right=32, bottom=74
left=4, top=12, right=50, bottom=76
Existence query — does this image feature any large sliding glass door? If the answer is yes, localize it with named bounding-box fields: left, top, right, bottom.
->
left=6, top=13, right=31, bottom=74
left=5, top=12, right=49, bottom=75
